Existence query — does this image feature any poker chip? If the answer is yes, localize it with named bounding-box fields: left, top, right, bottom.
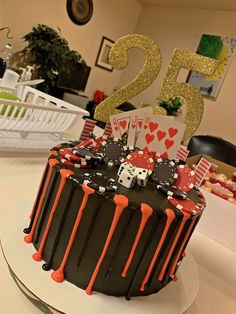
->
left=59, top=147, right=91, bottom=166
left=126, top=150, right=154, bottom=174
left=157, top=184, right=187, bottom=199
left=151, top=158, right=178, bottom=185
left=147, top=150, right=160, bottom=161
left=173, top=164, right=196, bottom=193
left=168, top=196, right=201, bottom=215
left=72, top=147, right=102, bottom=162
left=60, top=148, right=88, bottom=164
left=51, top=142, right=73, bottom=151
left=76, top=138, right=95, bottom=148
left=83, top=172, right=118, bottom=193
left=91, top=135, right=108, bottom=153
left=100, top=138, right=128, bottom=166
left=59, top=157, right=90, bottom=169
left=67, top=140, right=82, bottom=146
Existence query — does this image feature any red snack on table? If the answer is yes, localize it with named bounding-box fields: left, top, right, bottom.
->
left=209, top=162, right=218, bottom=174
left=232, top=172, right=236, bottom=183
left=225, top=181, right=236, bottom=198
left=209, top=173, right=227, bottom=187
left=211, top=183, right=233, bottom=200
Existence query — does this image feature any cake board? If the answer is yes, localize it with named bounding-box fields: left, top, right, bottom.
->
left=0, top=176, right=199, bottom=314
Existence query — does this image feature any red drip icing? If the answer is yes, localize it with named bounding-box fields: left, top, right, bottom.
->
left=172, top=275, right=177, bottom=282
left=32, top=168, right=73, bottom=261
left=24, top=159, right=59, bottom=244
left=85, top=194, right=128, bottom=295
left=169, top=217, right=197, bottom=277
left=49, top=150, right=58, bottom=156
left=157, top=211, right=190, bottom=282
left=51, top=183, right=94, bottom=283
left=140, top=208, right=175, bottom=292
left=182, top=251, right=186, bottom=257
left=122, top=203, right=153, bottom=278
left=29, top=163, right=48, bottom=219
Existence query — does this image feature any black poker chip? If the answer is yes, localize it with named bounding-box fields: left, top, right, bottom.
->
left=100, top=138, right=128, bottom=166
left=83, top=172, right=118, bottom=193
left=157, top=184, right=187, bottom=199
left=151, top=158, right=178, bottom=186
left=72, top=147, right=102, bottom=161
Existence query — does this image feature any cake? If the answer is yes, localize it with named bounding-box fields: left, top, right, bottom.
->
left=23, top=136, right=205, bottom=300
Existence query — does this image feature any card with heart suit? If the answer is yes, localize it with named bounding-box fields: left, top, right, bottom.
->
left=110, top=107, right=153, bottom=147
left=135, top=114, right=186, bottom=159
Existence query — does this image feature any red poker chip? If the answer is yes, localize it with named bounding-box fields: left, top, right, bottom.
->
left=59, top=148, right=89, bottom=164
left=126, top=150, right=154, bottom=174
left=168, top=196, right=201, bottom=215
left=91, top=135, right=108, bottom=153
left=173, top=165, right=196, bottom=192
left=59, top=157, right=90, bottom=169
left=76, top=138, right=95, bottom=148
left=146, top=150, right=160, bottom=161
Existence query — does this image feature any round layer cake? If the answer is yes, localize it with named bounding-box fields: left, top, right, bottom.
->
left=23, top=137, right=205, bottom=300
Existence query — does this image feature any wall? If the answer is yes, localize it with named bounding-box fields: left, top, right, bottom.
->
left=1, top=0, right=142, bottom=98
left=118, top=6, right=236, bottom=144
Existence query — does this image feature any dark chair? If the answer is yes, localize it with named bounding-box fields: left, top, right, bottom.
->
left=187, top=135, right=236, bottom=167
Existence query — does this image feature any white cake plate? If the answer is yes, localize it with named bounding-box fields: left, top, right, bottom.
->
left=0, top=171, right=199, bottom=314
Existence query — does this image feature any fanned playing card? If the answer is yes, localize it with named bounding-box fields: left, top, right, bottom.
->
left=110, top=107, right=152, bottom=147
left=135, top=114, right=186, bottom=159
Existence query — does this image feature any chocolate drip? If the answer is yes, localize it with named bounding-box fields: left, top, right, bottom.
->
left=24, top=159, right=59, bottom=244
left=42, top=185, right=75, bottom=271
left=51, top=184, right=95, bottom=283
left=125, top=216, right=158, bottom=300
left=23, top=162, right=49, bottom=234
left=140, top=208, right=175, bottom=292
left=34, top=169, right=58, bottom=245
left=122, top=204, right=153, bottom=278
left=105, top=209, right=133, bottom=280
left=32, top=169, right=74, bottom=262
left=157, top=211, right=189, bottom=282
left=85, top=195, right=128, bottom=295
left=76, top=198, right=104, bottom=268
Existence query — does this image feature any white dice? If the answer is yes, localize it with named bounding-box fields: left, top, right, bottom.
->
left=118, top=169, right=137, bottom=188
left=117, top=162, right=135, bottom=176
left=135, top=167, right=149, bottom=187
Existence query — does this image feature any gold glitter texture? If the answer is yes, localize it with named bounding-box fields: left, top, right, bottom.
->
left=159, top=49, right=218, bottom=141
left=94, top=34, right=162, bottom=123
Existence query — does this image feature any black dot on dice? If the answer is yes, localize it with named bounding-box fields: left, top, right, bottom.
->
left=127, top=177, right=130, bottom=180
left=119, top=179, right=123, bottom=183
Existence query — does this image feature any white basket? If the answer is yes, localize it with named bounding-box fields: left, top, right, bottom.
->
left=0, top=86, right=89, bottom=154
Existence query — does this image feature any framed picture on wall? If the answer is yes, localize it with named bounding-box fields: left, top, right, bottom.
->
left=186, top=34, right=236, bottom=99
left=95, top=36, right=114, bottom=71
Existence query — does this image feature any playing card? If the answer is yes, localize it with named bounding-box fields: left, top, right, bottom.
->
left=110, top=111, right=131, bottom=143
left=135, top=114, right=186, bottom=159
left=110, top=107, right=152, bottom=147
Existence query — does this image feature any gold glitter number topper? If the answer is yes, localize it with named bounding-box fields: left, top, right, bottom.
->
left=94, top=34, right=161, bottom=122
left=159, top=49, right=218, bottom=141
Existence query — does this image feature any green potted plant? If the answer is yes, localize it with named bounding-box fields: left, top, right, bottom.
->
left=159, top=96, right=182, bottom=117
left=14, top=24, right=85, bottom=96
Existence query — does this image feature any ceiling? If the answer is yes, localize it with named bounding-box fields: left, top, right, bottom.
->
left=137, top=0, right=236, bottom=12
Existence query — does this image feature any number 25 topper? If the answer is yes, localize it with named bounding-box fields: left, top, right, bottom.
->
left=94, top=34, right=218, bottom=141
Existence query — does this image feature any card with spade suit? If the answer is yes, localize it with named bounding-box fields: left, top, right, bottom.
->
left=110, top=107, right=152, bottom=147
left=135, top=114, right=186, bottom=159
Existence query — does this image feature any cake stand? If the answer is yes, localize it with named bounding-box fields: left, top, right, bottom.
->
left=0, top=169, right=199, bottom=314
